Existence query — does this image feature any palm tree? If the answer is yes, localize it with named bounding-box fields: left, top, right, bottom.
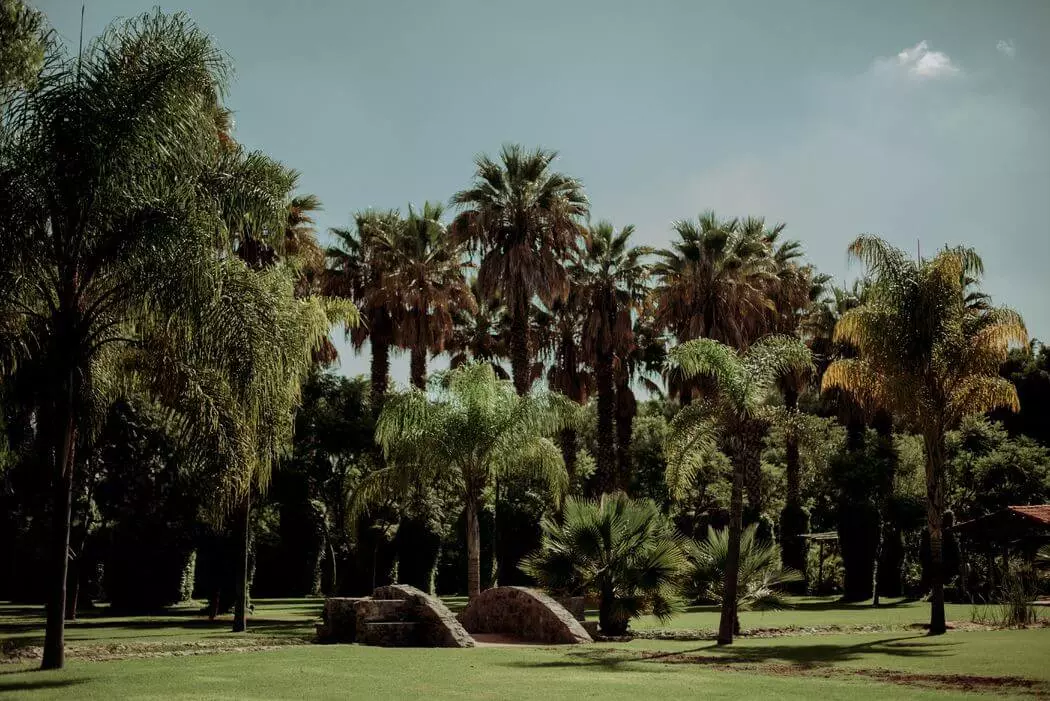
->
left=822, top=236, right=1026, bottom=634
left=0, top=12, right=244, bottom=669
left=687, top=523, right=803, bottom=633
left=352, top=363, right=571, bottom=597
left=380, top=202, right=475, bottom=389
left=0, top=0, right=47, bottom=93
left=665, top=336, right=813, bottom=645
left=651, top=212, right=773, bottom=358
left=521, top=493, right=688, bottom=635
left=449, top=277, right=509, bottom=378
left=571, top=223, right=652, bottom=493
left=451, top=144, right=589, bottom=395
left=539, top=297, right=591, bottom=483
left=326, top=210, right=403, bottom=412
left=615, top=315, right=666, bottom=492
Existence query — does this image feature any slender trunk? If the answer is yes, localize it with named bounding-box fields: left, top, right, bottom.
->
left=717, top=445, right=747, bottom=645
left=510, top=308, right=531, bottom=396
left=232, top=490, right=251, bottom=633
left=328, top=541, right=338, bottom=595
left=410, top=346, right=426, bottom=390
left=595, top=353, right=616, bottom=494
left=781, top=388, right=807, bottom=585
left=370, top=336, right=390, bottom=415
left=924, top=430, right=947, bottom=634
left=42, top=373, right=77, bottom=671
left=559, top=428, right=577, bottom=488
left=598, top=579, right=626, bottom=636
left=615, top=382, right=636, bottom=493
left=466, top=500, right=481, bottom=598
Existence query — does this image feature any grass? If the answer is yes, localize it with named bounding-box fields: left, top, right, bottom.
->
left=2, top=597, right=1047, bottom=700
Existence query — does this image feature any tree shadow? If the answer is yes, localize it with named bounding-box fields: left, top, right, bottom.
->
left=0, top=677, right=89, bottom=693
left=502, top=634, right=955, bottom=673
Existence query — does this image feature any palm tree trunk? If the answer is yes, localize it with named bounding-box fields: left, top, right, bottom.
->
left=717, top=445, right=747, bottom=645
left=615, top=382, right=636, bottom=493
left=466, top=499, right=481, bottom=598
left=410, top=347, right=427, bottom=390
left=559, top=428, right=577, bottom=487
left=595, top=354, right=616, bottom=494
left=780, top=388, right=807, bottom=586
left=923, top=430, right=947, bottom=634
left=232, top=489, right=251, bottom=633
left=510, top=308, right=531, bottom=396
left=371, top=336, right=390, bottom=414
left=41, top=371, right=77, bottom=671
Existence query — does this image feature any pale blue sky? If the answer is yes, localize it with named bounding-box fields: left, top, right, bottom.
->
left=38, top=0, right=1050, bottom=386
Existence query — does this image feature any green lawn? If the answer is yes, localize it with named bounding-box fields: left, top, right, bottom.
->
left=2, top=597, right=1048, bottom=700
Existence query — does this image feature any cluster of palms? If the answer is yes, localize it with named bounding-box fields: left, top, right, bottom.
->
left=339, top=145, right=1027, bottom=643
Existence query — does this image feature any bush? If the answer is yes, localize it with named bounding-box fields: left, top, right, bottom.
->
left=521, top=494, right=688, bottom=636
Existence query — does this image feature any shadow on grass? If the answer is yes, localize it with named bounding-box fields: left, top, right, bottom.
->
left=0, top=677, right=89, bottom=693
left=502, top=635, right=956, bottom=672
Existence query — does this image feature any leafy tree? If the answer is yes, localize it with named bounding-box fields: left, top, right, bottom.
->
left=354, top=363, right=570, bottom=597
left=451, top=144, right=588, bottom=395
left=570, top=222, right=651, bottom=492
left=0, top=0, right=46, bottom=93
left=687, top=523, right=803, bottom=633
left=822, top=236, right=1027, bottom=633
left=665, top=336, right=813, bottom=644
left=521, top=493, right=687, bottom=635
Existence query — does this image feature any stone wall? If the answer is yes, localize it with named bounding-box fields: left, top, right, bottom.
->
left=316, top=597, right=364, bottom=643
left=373, top=584, right=475, bottom=648
left=458, top=586, right=592, bottom=644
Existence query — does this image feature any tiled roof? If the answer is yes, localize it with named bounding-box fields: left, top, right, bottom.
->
left=1010, top=505, right=1050, bottom=526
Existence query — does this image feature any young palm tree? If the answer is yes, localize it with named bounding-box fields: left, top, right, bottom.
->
left=0, top=12, right=244, bottom=669
left=521, top=493, right=688, bottom=635
left=822, top=236, right=1026, bottom=634
left=665, top=336, right=813, bottom=645
left=451, top=144, right=589, bottom=395
left=687, top=523, right=803, bottom=633
left=379, top=202, right=476, bottom=389
left=651, top=212, right=773, bottom=355
left=352, top=363, right=571, bottom=597
left=571, top=223, right=652, bottom=493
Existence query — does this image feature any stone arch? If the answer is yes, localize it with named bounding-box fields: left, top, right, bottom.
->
left=457, top=586, right=592, bottom=644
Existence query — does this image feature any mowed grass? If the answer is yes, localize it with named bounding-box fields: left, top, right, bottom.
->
left=2, top=597, right=1048, bottom=700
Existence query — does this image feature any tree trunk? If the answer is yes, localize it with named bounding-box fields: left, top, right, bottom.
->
left=232, top=490, right=252, bottom=633
left=717, top=447, right=747, bottom=645
left=466, top=500, right=481, bottom=598
left=615, top=382, right=636, bottom=493
left=370, top=336, right=390, bottom=415
left=924, top=430, right=947, bottom=634
left=598, top=579, right=627, bottom=636
left=509, top=308, right=531, bottom=396
left=595, top=353, right=616, bottom=494
left=559, top=428, right=577, bottom=487
left=410, top=346, right=427, bottom=390
left=41, top=373, right=77, bottom=671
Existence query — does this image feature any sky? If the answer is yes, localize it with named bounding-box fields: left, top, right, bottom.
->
left=37, top=0, right=1050, bottom=387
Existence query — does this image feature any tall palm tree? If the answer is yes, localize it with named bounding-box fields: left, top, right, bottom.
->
left=451, top=144, right=589, bottom=395
left=616, top=315, right=667, bottom=491
left=539, top=297, right=591, bottom=483
left=0, top=11, right=349, bottom=667
left=571, top=223, right=652, bottom=493
left=353, top=363, right=571, bottom=597
left=651, top=212, right=773, bottom=356
left=665, top=336, right=813, bottom=645
left=449, top=277, right=509, bottom=378
left=326, top=210, right=403, bottom=412
left=379, top=202, right=475, bottom=389
left=822, top=236, right=1026, bottom=634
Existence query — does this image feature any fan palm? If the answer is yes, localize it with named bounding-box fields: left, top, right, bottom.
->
left=451, top=144, right=588, bottom=395
left=665, top=336, right=813, bottom=644
left=570, top=223, right=652, bottom=493
left=521, top=493, right=688, bottom=635
left=379, top=202, right=476, bottom=389
left=352, top=363, right=571, bottom=597
left=687, top=523, right=803, bottom=633
left=822, top=236, right=1026, bottom=634
left=326, top=210, right=402, bottom=411
left=651, top=212, right=773, bottom=356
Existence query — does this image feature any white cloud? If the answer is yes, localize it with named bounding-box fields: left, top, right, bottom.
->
left=876, top=40, right=960, bottom=79
left=996, top=39, right=1016, bottom=58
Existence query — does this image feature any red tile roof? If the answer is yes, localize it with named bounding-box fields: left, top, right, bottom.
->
left=1010, top=505, right=1050, bottom=526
